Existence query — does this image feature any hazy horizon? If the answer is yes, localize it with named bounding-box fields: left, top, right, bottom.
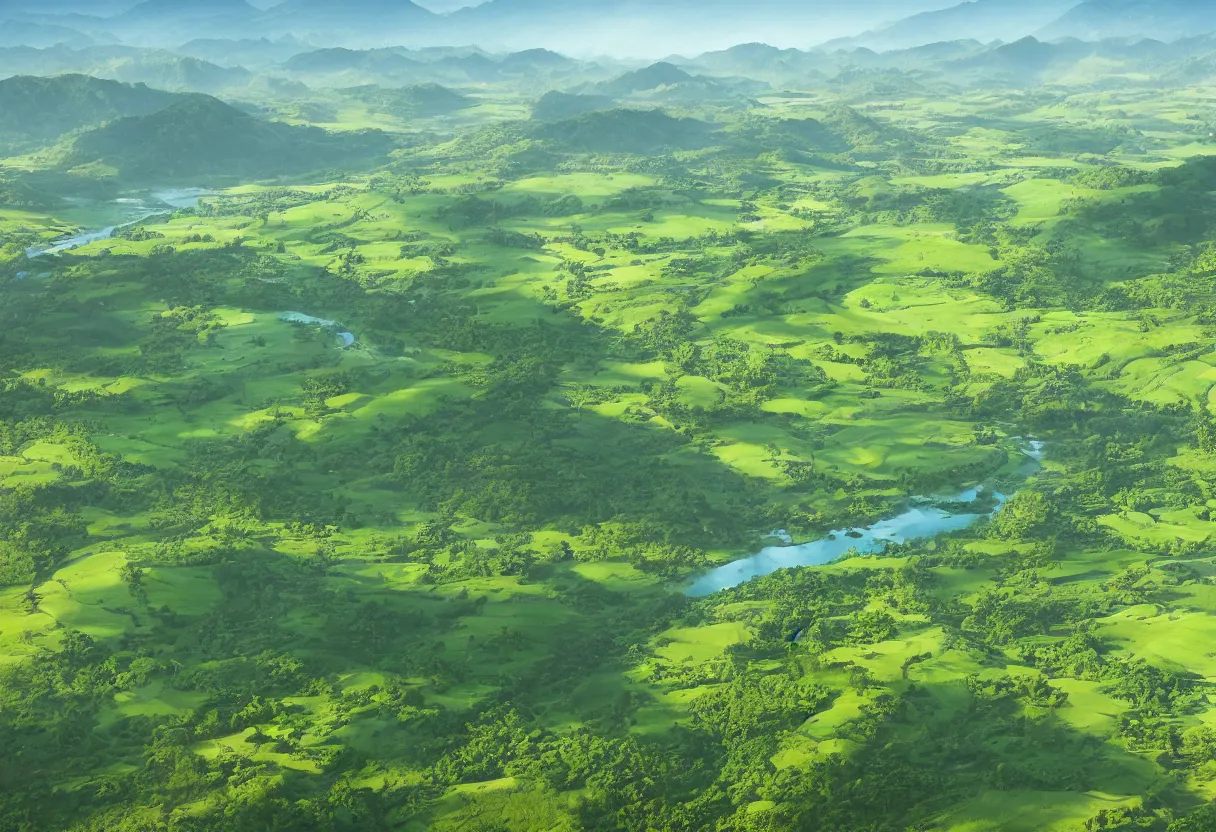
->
left=5, top=2, right=1216, bottom=832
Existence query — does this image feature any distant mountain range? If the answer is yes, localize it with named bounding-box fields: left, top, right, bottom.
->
left=825, top=0, right=1078, bottom=52
left=439, top=0, right=959, bottom=53
left=279, top=44, right=593, bottom=87
left=1038, top=0, right=1215, bottom=42
left=834, top=0, right=1216, bottom=50
left=257, top=0, right=436, bottom=42
left=0, top=18, right=107, bottom=48
left=0, top=0, right=1076, bottom=54
left=668, top=31, right=1216, bottom=91
left=0, top=44, right=252, bottom=92
left=1, top=0, right=1215, bottom=58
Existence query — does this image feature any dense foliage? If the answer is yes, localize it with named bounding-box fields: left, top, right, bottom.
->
left=5, top=38, right=1216, bottom=832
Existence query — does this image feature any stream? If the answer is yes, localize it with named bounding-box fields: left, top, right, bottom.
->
left=683, top=440, right=1044, bottom=597
left=25, top=188, right=210, bottom=258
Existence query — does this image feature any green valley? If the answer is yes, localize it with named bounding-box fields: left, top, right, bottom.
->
left=4, top=27, right=1216, bottom=832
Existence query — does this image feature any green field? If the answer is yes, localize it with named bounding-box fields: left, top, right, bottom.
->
left=5, top=38, right=1216, bottom=832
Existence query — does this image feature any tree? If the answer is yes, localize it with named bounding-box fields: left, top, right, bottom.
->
left=994, top=491, right=1052, bottom=539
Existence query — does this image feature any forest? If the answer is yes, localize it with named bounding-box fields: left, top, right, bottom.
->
left=4, top=10, right=1216, bottom=831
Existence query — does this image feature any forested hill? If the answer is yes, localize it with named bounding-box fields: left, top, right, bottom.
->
left=0, top=74, right=181, bottom=143
left=63, top=94, right=395, bottom=181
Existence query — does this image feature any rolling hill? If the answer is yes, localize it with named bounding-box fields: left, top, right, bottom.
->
left=0, top=45, right=251, bottom=93
left=533, top=108, right=715, bottom=153
left=497, top=48, right=578, bottom=73
left=0, top=73, right=181, bottom=144
left=64, top=93, right=394, bottom=181
left=591, top=61, right=696, bottom=95
left=342, top=82, right=472, bottom=117
left=688, top=42, right=829, bottom=75
left=531, top=90, right=616, bottom=120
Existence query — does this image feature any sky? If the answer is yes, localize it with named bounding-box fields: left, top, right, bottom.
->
left=413, top=0, right=487, bottom=11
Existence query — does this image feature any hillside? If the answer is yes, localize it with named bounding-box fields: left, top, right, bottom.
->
left=497, top=48, right=578, bottom=72
left=592, top=61, right=696, bottom=95
left=1038, top=0, right=1216, bottom=41
left=689, top=42, right=829, bottom=75
left=947, top=36, right=1098, bottom=84
left=531, top=90, right=616, bottom=120
left=64, top=94, right=394, bottom=180
left=102, top=54, right=253, bottom=92
left=0, top=74, right=181, bottom=146
left=0, top=45, right=253, bottom=93
left=533, top=107, right=715, bottom=152
left=342, top=82, right=472, bottom=117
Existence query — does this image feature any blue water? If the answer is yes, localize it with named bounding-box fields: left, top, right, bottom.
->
left=25, top=189, right=209, bottom=258
left=684, top=486, right=1008, bottom=597
left=280, top=312, right=356, bottom=348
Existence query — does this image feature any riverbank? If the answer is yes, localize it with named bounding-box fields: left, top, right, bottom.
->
left=24, top=188, right=209, bottom=258
left=683, top=439, right=1044, bottom=596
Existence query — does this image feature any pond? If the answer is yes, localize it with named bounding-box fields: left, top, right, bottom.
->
left=280, top=312, right=356, bottom=348
left=682, top=440, right=1044, bottom=597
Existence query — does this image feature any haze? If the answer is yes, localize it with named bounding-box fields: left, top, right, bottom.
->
left=5, top=1, right=1216, bottom=832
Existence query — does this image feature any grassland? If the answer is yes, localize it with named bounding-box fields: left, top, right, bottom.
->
left=4, top=64, right=1216, bottom=832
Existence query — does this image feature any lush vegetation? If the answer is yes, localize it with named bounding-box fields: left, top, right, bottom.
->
left=6, top=34, right=1216, bottom=832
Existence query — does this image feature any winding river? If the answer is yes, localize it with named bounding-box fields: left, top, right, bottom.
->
left=25, top=188, right=210, bottom=258
left=683, top=440, right=1044, bottom=597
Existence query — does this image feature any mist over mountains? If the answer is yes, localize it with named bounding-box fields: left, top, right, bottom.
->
left=0, top=0, right=1208, bottom=56
left=1, top=0, right=1215, bottom=197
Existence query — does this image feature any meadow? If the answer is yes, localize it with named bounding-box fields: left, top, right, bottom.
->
left=4, top=58, right=1216, bottom=832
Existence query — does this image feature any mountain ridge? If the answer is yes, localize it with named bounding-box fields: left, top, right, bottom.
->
left=0, top=73, right=181, bottom=145
left=64, top=93, right=395, bottom=181
left=1037, top=0, right=1216, bottom=41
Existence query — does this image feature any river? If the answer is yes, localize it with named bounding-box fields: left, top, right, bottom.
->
left=25, top=188, right=210, bottom=258
left=683, top=440, right=1044, bottom=597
